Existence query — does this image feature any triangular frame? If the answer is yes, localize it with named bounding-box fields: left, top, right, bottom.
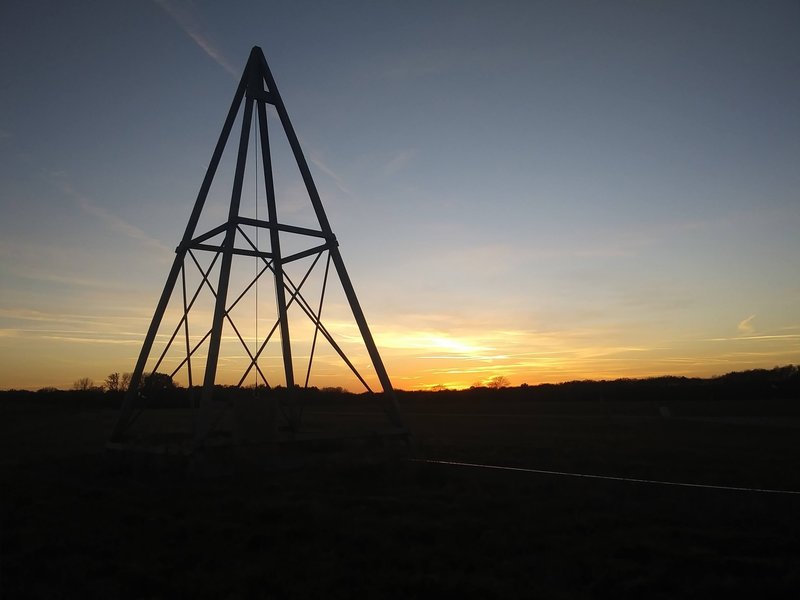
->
left=111, top=46, right=404, bottom=446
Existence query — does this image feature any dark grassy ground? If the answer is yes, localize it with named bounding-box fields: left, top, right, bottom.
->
left=2, top=395, right=800, bottom=598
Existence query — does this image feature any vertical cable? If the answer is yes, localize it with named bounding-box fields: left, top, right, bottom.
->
left=254, top=100, right=259, bottom=390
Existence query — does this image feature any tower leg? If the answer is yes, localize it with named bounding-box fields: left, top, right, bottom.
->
left=256, top=88, right=299, bottom=428
left=257, top=51, right=404, bottom=429
left=111, top=254, right=185, bottom=440
left=196, top=92, right=255, bottom=444
left=110, top=68, right=249, bottom=442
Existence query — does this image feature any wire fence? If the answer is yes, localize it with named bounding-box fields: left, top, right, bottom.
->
left=412, top=458, right=800, bottom=496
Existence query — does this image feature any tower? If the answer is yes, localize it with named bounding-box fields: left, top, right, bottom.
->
left=110, top=47, right=404, bottom=447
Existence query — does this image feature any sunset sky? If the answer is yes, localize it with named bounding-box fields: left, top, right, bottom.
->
left=1, top=1, right=798, bottom=391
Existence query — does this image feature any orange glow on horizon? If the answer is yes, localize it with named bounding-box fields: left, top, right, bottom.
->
left=1, top=316, right=798, bottom=391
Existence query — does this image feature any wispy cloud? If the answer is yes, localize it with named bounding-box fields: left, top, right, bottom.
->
left=153, top=0, right=238, bottom=77
left=737, top=314, right=756, bottom=334
left=38, top=335, right=141, bottom=345
left=382, top=149, right=415, bottom=176
left=77, top=195, right=170, bottom=255
left=0, top=308, right=93, bottom=324
left=59, top=182, right=172, bottom=258
left=306, top=150, right=354, bottom=198
left=0, top=264, right=115, bottom=290
left=705, top=334, right=800, bottom=342
left=0, top=307, right=145, bottom=327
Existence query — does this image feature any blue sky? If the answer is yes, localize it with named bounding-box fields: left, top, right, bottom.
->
left=1, top=1, right=798, bottom=390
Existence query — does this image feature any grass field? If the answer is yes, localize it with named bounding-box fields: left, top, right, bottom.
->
left=3, top=394, right=800, bottom=598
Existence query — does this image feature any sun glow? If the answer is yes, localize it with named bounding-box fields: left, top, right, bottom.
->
left=377, top=331, right=494, bottom=358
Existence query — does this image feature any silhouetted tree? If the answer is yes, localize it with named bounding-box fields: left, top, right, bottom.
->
left=487, top=375, right=510, bottom=389
left=105, top=372, right=121, bottom=392
left=120, top=372, right=132, bottom=391
left=320, top=386, right=348, bottom=394
left=104, top=372, right=133, bottom=392
left=72, top=377, right=96, bottom=391
left=140, top=372, right=177, bottom=399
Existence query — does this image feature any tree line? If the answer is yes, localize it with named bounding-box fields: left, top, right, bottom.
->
left=410, top=365, right=800, bottom=403
left=5, top=364, right=797, bottom=405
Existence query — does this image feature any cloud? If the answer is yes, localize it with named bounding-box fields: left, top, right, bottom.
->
left=0, top=264, right=114, bottom=290
left=59, top=182, right=172, bottom=258
left=0, top=308, right=80, bottom=323
left=77, top=195, right=169, bottom=254
left=705, top=334, right=800, bottom=342
left=306, top=150, right=354, bottom=197
left=153, top=0, right=238, bottom=77
left=37, top=335, right=141, bottom=345
left=0, top=307, right=131, bottom=326
left=737, top=314, right=756, bottom=334
left=382, top=149, right=415, bottom=176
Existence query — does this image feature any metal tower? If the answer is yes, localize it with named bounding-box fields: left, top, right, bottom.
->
left=111, top=46, right=403, bottom=446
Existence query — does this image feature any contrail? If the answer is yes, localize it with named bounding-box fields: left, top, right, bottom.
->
left=153, top=0, right=238, bottom=77
left=61, top=181, right=172, bottom=258
left=151, top=4, right=357, bottom=202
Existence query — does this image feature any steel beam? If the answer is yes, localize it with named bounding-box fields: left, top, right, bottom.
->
left=195, top=55, right=257, bottom=444
left=255, top=70, right=295, bottom=396
left=236, top=217, right=326, bottom=239
left=111, top=60, right=250, bottom=441
left=255, top=47, right=404, bottom=427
